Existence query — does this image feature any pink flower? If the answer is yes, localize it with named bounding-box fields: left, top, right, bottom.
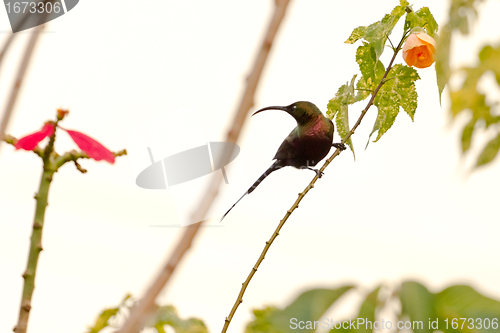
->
left=15, top=122, right=55, bottom=150
left=64, top=130, right=115, bottom=163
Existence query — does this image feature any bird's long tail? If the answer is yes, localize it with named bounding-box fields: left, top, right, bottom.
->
left=220, top=160, right=281, bottom=221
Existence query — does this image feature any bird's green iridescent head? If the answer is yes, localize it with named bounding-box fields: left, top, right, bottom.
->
left=253, top=101, right=324, bottom=125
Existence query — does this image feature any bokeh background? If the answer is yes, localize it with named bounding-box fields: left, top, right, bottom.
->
left=1, top=0, right=499, bottom=332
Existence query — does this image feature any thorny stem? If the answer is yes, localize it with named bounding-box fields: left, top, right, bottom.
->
left=4, top=119, right=126, bottom=333
left=115, top=2, right=292, bottom=333
left=13, top=164, right=54, bottom=333
left=221, top=33, right=407, bottom=333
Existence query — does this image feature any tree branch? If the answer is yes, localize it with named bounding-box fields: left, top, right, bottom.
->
left=0, top=23, right=45, bottom=153
left=220, top=32, right=408, bottom=333
left=115, top=1, right=292, bottom=333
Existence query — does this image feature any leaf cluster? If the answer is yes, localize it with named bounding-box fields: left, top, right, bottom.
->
left=87, top=297, right=208, bottom=333
left=327, top=0, right=437, bottom=154
left=246, top=282, right=500, bottom=333
left=436, top=0, right=500, bottom=168
left=451, top=45, right=500, bottom=167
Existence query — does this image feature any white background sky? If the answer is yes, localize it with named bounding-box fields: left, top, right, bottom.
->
left=1, top=0, right=500, bottom=332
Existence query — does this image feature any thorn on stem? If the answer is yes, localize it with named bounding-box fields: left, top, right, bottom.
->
left=74, top=160, right=87, bottom=173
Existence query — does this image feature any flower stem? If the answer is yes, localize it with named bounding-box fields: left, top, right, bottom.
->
left=221, top=32, right=407, bottom=333
left=14, top=165, right=55, bottom=333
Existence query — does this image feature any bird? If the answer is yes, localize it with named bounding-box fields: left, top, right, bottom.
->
left=220, top=101, right=346, bottom=221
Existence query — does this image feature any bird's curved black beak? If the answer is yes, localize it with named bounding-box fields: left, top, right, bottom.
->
left=252, top=105, right=289, bottom=116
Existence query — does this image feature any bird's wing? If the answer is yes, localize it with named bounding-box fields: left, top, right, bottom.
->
left=273, top=128, right=301, bottom=160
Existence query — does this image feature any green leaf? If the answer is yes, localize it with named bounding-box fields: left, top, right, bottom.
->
left=329, top=286, right=384, bottom=333
left=328, top=76, right=357, bottom=156
left=247, top=286, right=354, bottom=333
left=368, top=64, right=420, bottom=144
left=354, top=43, right=384, bottom=104
left=476, top=134, right=500, bottom=167
left=399, top=282, right=500, bottom=333
left=150, top=305, right=208, bottom=333
left=246, top=307, right=282, bottom=333
left=345, top=26, right=368, bottom=44
left=461, top=118, right=476, bottom=153
left=404, top=11, right=425, bottom=33
left=435, top=24, right=452, bottom=103
left=345, top=1, right=407, bottom=62
left=416, top=7, right=438, bottom=37
left=87, top=308, right=120, bottom=333
left=404, top=7, right=439, bottom=37
left=356, top=287, right=382, bottom=333
left=399, top=282, right=436, bottom=333
left=87, top=294, right=132, bottom=333
left=449, top=44, right=500, bottom=167
left=435, top=285, right=500, bottom=332
left=438, top=0, right=483, bottom=102
left=449, top=0, right=484, bottom=35
left=370, top=94, right=400, bottom=143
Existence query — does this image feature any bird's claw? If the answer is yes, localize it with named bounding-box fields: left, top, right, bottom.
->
left=315, top=169, right=324, bottom=178
left=332, top=143, right=347, bottom=151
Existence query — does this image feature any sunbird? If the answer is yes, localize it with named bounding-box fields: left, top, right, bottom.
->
left=221, top=101, right=345, bottom=221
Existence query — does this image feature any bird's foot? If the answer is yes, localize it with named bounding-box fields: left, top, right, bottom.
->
left=302, top=166, right=324, bottom=178
left=332, top=142, right=347, bottom=151
left=311, top=168, right=323, bottom=178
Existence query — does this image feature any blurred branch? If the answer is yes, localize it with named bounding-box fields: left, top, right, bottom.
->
left=0, top=23, right=45, bottom=153
left=115, top=1, right=293, bottom=332
left=220, top=31, right=408, bottom=333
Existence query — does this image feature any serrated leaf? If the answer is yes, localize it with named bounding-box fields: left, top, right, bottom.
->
left=366, top=109, right=385, bottom=148
left=355, top=43, right=385, bottom=104
left=345, top=3, right=406, bottom=62
left=356, top=43, right=377, bottom=80
left=355, top=76, right=372, bottom=102
left=373, top=98, right=400, bottom=142
left=404, top=11, right=425, bottom=32
left=345, top=26, right=368, bottom=44
left=327, top=77, right=356, bottom=156
left=368, top=64, right=420, bottom=144
left=335, top=105, right=354, bottom=157
left=416, top=7, right=438, bottom=37
left=476, top=133, right=500, bottom=167
left=327, top=84, right=353, bottom=120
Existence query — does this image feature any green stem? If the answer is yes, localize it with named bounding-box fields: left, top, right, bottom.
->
left=221, top=33, right=407, bottom=333
left=14, top=165, right=55, bottom=333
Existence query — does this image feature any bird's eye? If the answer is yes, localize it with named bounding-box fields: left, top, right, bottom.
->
left=293, top=105, right=297, bottom=109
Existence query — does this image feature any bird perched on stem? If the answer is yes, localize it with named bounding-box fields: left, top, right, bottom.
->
left=220, top=101, right=345, bottom=221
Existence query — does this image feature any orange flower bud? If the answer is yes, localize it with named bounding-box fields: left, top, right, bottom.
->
left=402, top=32, right=436, bottom=68
left=57, top=108, right=69, bottom=120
